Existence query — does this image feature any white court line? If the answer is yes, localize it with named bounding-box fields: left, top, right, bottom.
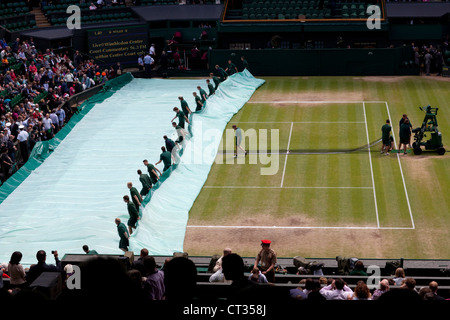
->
left=385, top=102, right=415, bottom=229
left=234, top=121, right=365, bottom=124
left=280, top=122, right=293, bottom=188
left=247, top=100, right=388, bottom=104
left=203, top=186, right=373, bottom=189
left=363, top=102, right=380, bottom=228
left=187, top=225, right=414, bottom=230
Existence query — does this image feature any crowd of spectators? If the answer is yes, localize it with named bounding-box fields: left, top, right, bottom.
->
left=412, top=38, right=449, bottom=76
left=1, top=247, right=449, bottom=310
left=290, top=270, right=447, bottom=301
left=0, top=37, right=124, bottom=182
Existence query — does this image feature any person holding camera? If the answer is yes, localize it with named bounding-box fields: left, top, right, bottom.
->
left=26, top=250, right=62, bottom=285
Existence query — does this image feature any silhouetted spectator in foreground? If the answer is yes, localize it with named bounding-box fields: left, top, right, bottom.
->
left=78, top=257, right=143, bottom=305
left=163, top=256, right=197, bottom=303
left=222, top=253, right=288, bottom=304
left=378, top=287, right=422, bottom=303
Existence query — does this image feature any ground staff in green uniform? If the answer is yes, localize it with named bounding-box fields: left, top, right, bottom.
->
left=241, top=56, right=249, bottom=71
left=171, top=107, right=189, bottom=129
left=155, top=146, right=172, bottom=172
left=143, top=159, right=161, bottom=185
left=137, top=169, right=152, bottom=196
left=178, top=96, right=192, bottom=116
left=82, top=245, right=98, bottom=255
left=398, top=114, right=412, bottom=150
left=193, top=92, right=203, bottom=111
left=206, top=79, right=215, bottom=96
left=197, top=85, right=208, bottom=104
left=225, top=59, right=238, bottom=76
left=210, top=72, right=220, bottom=90
left=115, top=218, right=130, bottom=252
left=127, top=182, right=142, bottom=211
left=215, top=65, right=228, bottom=82
left=381, top=119, right=392, bottom=155
left=399, top=119, right=412, bottom=155
left=123, top=195, right=139, bottom=235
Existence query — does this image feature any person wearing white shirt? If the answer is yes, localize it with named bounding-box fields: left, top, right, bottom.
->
left=18, top=50, right=26, bottom=61
left=42, top=113, right=54, bottom=137
left=4, top=123, right=11, bottom=138
left=319, top=278, right=353, bottom=300
left=17, top=125, right=29, bottom=162
left=64, top=72, right=74, bottom=86
left=149, top=44, right=156, bottom=58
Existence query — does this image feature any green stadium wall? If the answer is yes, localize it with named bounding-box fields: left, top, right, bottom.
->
left=209, top=46, right=418, bottom=76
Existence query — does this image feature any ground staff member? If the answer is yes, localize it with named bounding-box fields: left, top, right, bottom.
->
left=123, top=195, right=139, bottom=235
left=137, top=169, right=152, bottom=196
left=143, top=159, right=161, bottom=185
left=171, top=107, right=189, bottom=129
left=155, top=146, right=172, bottom=172
left=178, top=96, right=192, bottom=116
left=127, top=182, right=142, bottom=211
left=381, top=119, right=391, bottom=156
left=115, top=218, right=129, bottom=252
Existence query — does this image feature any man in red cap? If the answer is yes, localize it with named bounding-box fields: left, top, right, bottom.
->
left=254, top=239, right=277, bottom=283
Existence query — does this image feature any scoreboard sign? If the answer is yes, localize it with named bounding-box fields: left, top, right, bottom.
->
left=87, top=25, right=148, bottom=66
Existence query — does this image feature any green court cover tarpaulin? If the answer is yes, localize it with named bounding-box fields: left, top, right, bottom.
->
left=0, top=70, right=264, bottom=266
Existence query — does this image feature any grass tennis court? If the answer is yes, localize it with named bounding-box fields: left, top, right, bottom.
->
left=184, top=76, right=450, bottom=260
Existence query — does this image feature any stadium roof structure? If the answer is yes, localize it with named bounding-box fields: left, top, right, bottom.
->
left=386, top=2, right=450, bottom=18
left=131, top=3, right=224, bottom=22
left=21, top=27, right=74, bottom=40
